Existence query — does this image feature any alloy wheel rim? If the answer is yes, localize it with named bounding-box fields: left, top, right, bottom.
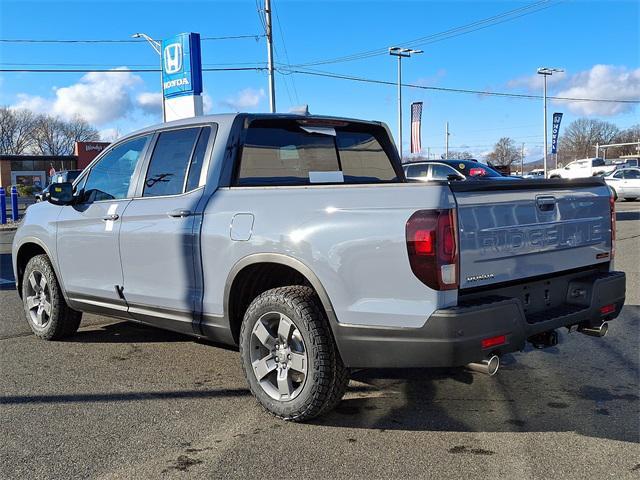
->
left=249, top=311, right=308, bottom=401
left=25, top=270, right=51, bottom=329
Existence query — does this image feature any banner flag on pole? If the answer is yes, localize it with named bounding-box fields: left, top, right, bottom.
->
left=410, top=102, right=423, bottom=154
left=551, top=112, right=563, bottom=154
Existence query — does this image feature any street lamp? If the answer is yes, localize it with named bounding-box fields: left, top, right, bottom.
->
left=389, top=47, right=422, bottom=161
left=537, top=67, right=563, bottom=177
left=132, top=33, right=165, bottom=122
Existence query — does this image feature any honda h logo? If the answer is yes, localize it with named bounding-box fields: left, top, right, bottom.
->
left=163, top=43, right=183, bottom=74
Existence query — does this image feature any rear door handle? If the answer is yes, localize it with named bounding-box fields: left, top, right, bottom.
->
left=168, top=209, right=192, bottom=218
left=102, top=213, right=119, bottom=221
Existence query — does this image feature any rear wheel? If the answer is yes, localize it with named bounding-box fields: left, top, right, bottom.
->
left=22, top=254, right=81, bottom=340
left=239, top=286, right=349, bottom=421
left=623, top=197, right=637, bottom=202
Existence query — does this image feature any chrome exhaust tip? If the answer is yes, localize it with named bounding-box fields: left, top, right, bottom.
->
left=578, top=322, right=608, bottom=337
left=466, top=355, right=500, bottom=376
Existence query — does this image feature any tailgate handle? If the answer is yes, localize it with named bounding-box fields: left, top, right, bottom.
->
left=536, top=196, right=556, bottom=212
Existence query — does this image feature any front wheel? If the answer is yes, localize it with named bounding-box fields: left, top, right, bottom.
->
left=239, top=286, right=349, bottom=421
left=22, top=254, right=82, bottom=340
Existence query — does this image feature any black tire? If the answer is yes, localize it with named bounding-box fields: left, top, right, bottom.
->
left=239, top=286, right=349, bottom=421
left=550, top=175, right=561, bottom=179
left=22, top=254, right=82, bottom=340
left=623, top=197, right=637, bottom=202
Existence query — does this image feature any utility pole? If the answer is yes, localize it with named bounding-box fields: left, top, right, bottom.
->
left=265, top=0, right=276, bottom=113
left=389, top=47, right=422, bottom=161
left=537, top=67, right=563, bottom=177
left=445, top=122, right=449, bottom=158
left=521, top=142, right=525, bottom=175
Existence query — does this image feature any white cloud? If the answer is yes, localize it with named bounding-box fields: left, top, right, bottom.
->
left=136, top=92, right=163, bottom=116
left=507, top=65, right=639, bottom=116
left=13, top=93, right=53, bottom=113
left=555, top=65, right=640, bottom=116
left=220, top=87, right=265, bottom=111
left=11, top=67, right=153, bottom=125
left=98, top=127, right=121, bottom=142
left=202, top=92, right=214, bottom=114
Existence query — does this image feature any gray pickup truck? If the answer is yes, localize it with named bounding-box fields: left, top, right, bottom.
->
left=12, top=113, right=626, bottom=421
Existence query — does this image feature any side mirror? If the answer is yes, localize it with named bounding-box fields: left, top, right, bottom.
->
left=447, top=174, right=463, bottom=182
left=564, top=166, right=570, bottom=170
left=47, top=182, right=74, bottom=206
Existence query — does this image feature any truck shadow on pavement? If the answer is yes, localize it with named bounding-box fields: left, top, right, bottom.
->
left=315, top=362, right=639, bottom=444
left=314, top=306, right=640, bottom=445
left=616, top=210, right=640, bottom=222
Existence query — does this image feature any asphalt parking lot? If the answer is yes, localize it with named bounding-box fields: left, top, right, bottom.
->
left=1, top=203, right=638, bottom=479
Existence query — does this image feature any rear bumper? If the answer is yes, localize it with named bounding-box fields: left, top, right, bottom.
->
left=334, top=271, right=626, bottom=368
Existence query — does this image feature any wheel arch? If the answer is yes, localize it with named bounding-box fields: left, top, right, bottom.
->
left=15, top=238, right=61, bottom=299
left=224, top=254, right=339, bottom=344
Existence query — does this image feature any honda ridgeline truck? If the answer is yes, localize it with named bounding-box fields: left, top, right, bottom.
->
left=12, top=114, right=626, bottom=421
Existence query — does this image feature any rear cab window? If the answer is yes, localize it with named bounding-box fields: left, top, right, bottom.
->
left=235, top=118, right=400, bottom=186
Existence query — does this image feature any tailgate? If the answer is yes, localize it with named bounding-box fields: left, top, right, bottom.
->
left=450, top=178, right=612, bottom=289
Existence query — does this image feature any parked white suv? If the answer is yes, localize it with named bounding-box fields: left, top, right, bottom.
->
left=548, top=158, right=616, bottom=179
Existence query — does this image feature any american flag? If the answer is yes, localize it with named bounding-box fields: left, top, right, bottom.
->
left=410, top=102, right=423, bottom=154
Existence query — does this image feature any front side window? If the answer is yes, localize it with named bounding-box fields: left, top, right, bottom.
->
left=236, top=120, right=398, bottom=186
left=613, top=170, right=624, bottom=179
left=143, top=127, right=201, bottom=197
left=83, top=135, right=150, bottom=202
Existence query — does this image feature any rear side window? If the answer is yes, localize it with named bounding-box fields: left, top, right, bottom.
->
left=624, top=169, right=640, bottom=179
left=405, top=164, right=428, bottom=178
left=592, top=158, right=605, bottom=167
left=143, top=127, right=201, bottom=197
left=236, top=120, right=398, bottom=186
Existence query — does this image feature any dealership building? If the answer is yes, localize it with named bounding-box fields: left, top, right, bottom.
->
left=0, top=141, right=110, bottom=189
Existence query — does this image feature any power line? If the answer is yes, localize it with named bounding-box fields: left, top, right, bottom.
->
left=273, top=1, right=300, bottom=105
left=292, top=0, right=561, bottom=67
left=283, top=67, right=640, bottom=104
left=0, top=35, right=264, bottom=44
left=1, top=65, right=637, bottom=105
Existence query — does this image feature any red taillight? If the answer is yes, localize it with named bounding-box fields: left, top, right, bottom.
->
left=481, top=335, right=507, bottom=349
left=610, top=192, right=616, bottom=260
left=406, top=209, right=459, bottom=290
left=469, top=167, right=487, bottom=177
left=414, top=229, right=435, bottom=255
left=600, top=304, right=615, bottom=315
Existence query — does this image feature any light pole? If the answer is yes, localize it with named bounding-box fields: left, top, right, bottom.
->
left=389, top=47, right=422, bottom=161
left=132, top=33, right=165, bottom=122
left=537, top=67, right=563, bottom=177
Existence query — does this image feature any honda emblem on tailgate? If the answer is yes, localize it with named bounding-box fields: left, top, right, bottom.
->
left=163, top=43, right=183, bottom=74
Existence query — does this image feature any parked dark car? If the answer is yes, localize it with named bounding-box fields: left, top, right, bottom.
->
left=403, top=159, right=509, bottom=181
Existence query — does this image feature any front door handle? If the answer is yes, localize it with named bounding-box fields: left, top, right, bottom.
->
left=168, top=209, right=192, bottom=218
left=102, top=213, right=119, bottom=221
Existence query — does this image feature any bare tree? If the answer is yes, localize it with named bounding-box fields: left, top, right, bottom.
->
left=0, top=107, right=37, bottom=154
left=557, top=118, right=619, bottom=164
left=31, top=115, right=99, bottom=155
left=610, top=124, right=640, bottom=158
left=485, top=137, right=520, bottom=166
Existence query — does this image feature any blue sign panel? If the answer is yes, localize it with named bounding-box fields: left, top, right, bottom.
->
left=551, top=112, right=563, bottom=154
left=161, top=33, right=203, bottom=98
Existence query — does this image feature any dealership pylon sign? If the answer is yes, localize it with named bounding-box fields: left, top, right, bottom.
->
left=161, top=33, right=203, bottom=122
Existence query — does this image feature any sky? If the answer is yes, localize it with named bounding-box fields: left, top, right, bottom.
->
left=0, top=0, right=638, bottom=162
